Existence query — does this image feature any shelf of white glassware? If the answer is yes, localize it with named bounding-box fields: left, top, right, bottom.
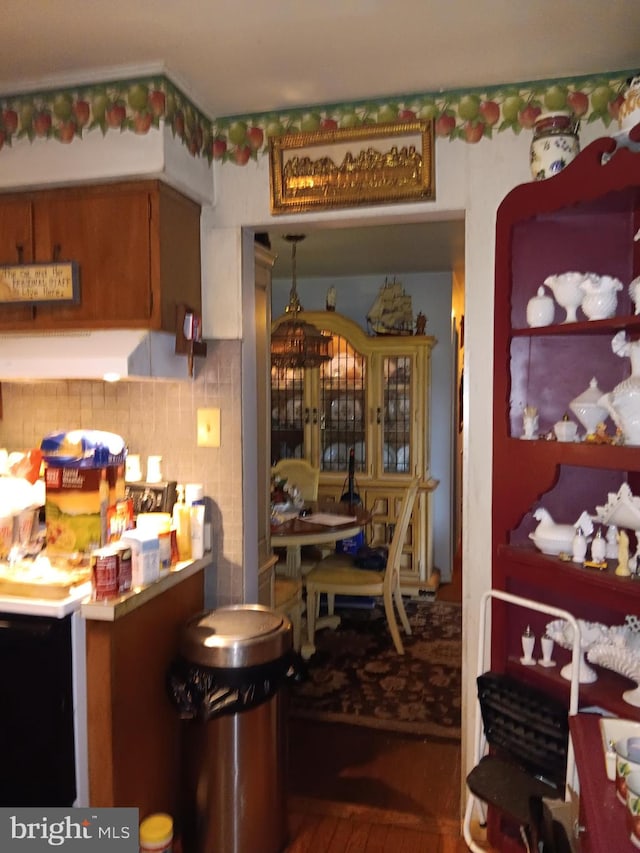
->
left=512, top=315, right=640, bottom=336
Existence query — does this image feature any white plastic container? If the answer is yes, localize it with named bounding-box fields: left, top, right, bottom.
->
left=190, top=504, right=205, bottom=559
left=119, top=529, right=159, bottom=586
left=185, top=483, right=204, bottom=505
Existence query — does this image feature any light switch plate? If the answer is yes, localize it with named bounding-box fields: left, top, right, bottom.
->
left=197, top=408, right=220, bottom=447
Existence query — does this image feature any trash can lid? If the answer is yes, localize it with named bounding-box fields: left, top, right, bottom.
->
left=179, top=604, right=292, bottom=668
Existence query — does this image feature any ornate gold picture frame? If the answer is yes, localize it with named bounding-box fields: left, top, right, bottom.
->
left=269, top=121, right=434, bottom=214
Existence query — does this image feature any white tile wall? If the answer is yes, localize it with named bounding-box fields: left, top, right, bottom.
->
left=0, top=340, right=245, bottom=605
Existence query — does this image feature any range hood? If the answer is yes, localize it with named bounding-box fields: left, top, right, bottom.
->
left=0, top=330, right=194, bottom=381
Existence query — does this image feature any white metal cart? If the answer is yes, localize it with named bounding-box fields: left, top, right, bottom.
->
left=463, top=589, right=583, bottom=852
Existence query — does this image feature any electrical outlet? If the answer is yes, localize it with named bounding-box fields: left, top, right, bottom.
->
left=197, top=408, right=221, bottom=447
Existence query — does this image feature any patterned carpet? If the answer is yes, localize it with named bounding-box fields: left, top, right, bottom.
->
left=288, top=599, right=462, bottom=740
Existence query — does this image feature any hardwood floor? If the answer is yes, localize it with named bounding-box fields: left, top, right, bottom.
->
left=284, top=568, right=469, bottom=852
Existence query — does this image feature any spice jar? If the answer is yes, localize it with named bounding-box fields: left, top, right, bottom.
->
left=530, top=112, right=580, bottom=181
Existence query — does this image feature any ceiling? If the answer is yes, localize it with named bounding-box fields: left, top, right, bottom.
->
left=266, top=220, right=466, bottom=279
left=0, top=0, right=638, bottom=278
left=2, top=1, right=638, bottom=121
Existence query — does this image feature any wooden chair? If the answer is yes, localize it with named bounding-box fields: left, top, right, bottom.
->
left=271, top=459, right=319, bottom=502
left=303, top=478, right=419, bottom=658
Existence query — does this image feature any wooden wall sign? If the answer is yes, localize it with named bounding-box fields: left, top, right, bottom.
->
left=0, top=262, right=80, bottom=305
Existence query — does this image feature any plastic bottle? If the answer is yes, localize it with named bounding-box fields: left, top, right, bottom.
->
left=172, top=485, right=192, bottom=561
left=99, top=467, right=110, bottom=546
left=185, top=483, right=205, bottom=559
left=140, top=812, right=173, bottom=853
left=190, top=503, right=205, bottom=559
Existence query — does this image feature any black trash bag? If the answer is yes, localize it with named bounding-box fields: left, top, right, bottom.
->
left=353, top=545, right=388, bottom=570
left=166, top=650, right=305, bottom=722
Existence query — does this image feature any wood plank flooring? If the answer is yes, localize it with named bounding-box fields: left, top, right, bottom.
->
left=284, top=570, right=471, bottom=852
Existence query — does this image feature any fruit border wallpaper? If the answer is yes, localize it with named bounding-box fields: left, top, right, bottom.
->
left=0, top=70, right=634, bottom=167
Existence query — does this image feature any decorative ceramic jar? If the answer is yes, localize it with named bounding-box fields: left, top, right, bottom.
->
left=553, top=417, right=578, bottom=442
left=619, top=76, right=640, bottom=135
left=530, top=112, right=580, bottom=181
left=598, top=332, right=640, bottom=445
left=544, top=271, right=585, bottom=323
left=629, top=276, right=640, bottom=315
left=569, top=377, right=608, bottom=436
left=580, top=273, right=623, bottom=320
left=526, top=286, right=555, bottom=327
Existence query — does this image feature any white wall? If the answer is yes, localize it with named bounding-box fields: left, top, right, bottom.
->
left=272, top=271, right=455, bottom=580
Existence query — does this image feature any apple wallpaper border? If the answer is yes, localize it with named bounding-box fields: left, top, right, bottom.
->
left=0, top=69, right=634, bottom=166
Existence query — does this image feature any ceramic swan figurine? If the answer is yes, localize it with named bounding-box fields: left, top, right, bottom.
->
left=529, top=507, right=594, bottom=555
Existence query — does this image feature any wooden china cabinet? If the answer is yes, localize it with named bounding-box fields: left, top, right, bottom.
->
left=491, top=131, right=640, bottom=852
left=271, top=310, right=437, bottom=594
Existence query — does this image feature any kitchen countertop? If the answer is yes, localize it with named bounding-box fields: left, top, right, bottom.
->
left=0, top=581, right=92, bottom=618
left=81, top=555, right=210, bottom=622
left=0, top=555, right=210, bottom=620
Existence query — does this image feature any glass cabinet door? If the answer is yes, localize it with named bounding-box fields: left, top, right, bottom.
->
left=382, top=355, right=413, bottom=475
left=319, top=333, right=367, bottom=473
left=270, top=365, right=306, bottom=463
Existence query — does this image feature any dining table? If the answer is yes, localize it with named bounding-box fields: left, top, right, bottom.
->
left=270, top=501, right=371, bottom=578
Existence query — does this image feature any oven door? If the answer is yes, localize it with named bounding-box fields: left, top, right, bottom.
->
left=0, top=612, right=76, bottom=806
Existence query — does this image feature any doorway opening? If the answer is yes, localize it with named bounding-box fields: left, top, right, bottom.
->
left=265, top=218, right=464, bottom=587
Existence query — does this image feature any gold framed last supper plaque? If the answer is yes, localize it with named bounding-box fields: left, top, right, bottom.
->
left=269, top=120, right=435, bottom=214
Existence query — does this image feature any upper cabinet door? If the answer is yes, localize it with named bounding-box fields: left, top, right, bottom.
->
left=271, top=364, right=308, bottom=463
left=380, top=353, right=417, bottom=477
left=32, top=188, right=152, bottom=326
left=318, top=332, right=367, bottom=475
left=0, top=198, right=33, bottom=265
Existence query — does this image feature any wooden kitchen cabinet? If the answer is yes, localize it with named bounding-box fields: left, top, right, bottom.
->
left=271, top=311, right=437, bottom=593
left=0, top=180, right=201, bottom=331
left=489, top=132, right=640, bottom=851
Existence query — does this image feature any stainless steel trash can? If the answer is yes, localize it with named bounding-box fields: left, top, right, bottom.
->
left=170, top=604, right=293, bottom=853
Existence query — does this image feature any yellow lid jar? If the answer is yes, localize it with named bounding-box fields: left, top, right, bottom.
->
left=139, top=813, right=173, bottom=853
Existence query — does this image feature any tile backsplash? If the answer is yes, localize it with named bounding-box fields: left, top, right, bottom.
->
left=0, top=339, right=244, bottom=605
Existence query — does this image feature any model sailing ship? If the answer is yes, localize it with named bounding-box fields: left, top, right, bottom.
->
left=366, top=277, right=413, bottom=335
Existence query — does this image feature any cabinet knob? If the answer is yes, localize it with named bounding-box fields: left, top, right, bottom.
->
left=572, top=820, right=586, bottom=839
left=304, top=407, right=310, bottom=425
left=312, top=408, right=318, bottom=425
left=376, top=406, right=382, bottom=425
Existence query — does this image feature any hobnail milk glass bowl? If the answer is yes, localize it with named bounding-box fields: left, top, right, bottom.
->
left=580, top=274, right=623, bottom=321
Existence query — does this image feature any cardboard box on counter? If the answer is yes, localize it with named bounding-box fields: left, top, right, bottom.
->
left=44, top=464, right=125, bottom=555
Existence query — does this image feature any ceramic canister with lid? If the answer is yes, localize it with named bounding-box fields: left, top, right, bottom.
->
left=526, top=286, right=555, bottom=327
left=530, top=112, right=580, bottom=181
left=569, top=377, right=607, bottom=437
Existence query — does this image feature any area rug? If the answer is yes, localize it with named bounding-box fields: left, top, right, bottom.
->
left=289, top=599, right=462, bottom=740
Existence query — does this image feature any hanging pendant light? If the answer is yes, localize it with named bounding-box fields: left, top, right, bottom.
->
left=271, top=234, right=332, bottom=369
